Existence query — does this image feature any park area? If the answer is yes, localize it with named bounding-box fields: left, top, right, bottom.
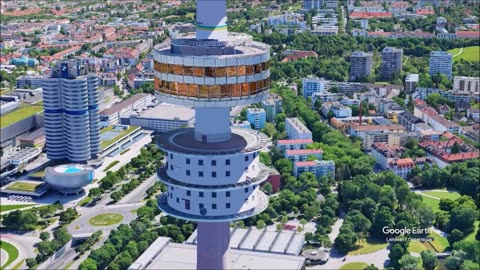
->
left=418, top=189, right=461, bottom=213
left=449, top=46, right=480, bottom=62
left=0, top=240, right=19, bottom=270
left=4, top=181, right=42, bottom=192
left=0, top=103, right=43, bottom=128
left=348, top=238, right=388, bottom=255
left=89, top=213, right=124, bottom=226
left=0, top=204, right=36, bottom=213
left=407, top=231, right=450, bottom=254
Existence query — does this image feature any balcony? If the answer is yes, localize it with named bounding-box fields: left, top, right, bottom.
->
left=157, top=191, right=268, bottom=222
left=156, top=165, right=269, bottom=190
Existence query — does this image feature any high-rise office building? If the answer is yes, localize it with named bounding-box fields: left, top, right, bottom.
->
left=153, top=0, right=270, bottom=269
left=43, top=60, right=100, bottom=163
left=429, top=51, right=453, bottom=80
left=303, top=0, right=323, bottom=9
left=350, top=51, right=373, bottom=81
left=380, top=47, right=403, bottom=80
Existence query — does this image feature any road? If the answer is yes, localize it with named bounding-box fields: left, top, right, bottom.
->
left=0, top=234, right=38, bottom=269
left=452, top=47, right=463, bottom=57
left=117, top=174, right=159, bottom=204
left=230, top=105, right=246, bottom=117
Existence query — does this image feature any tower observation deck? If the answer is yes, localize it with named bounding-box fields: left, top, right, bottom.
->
left=153, top=0, right=270, bottom=269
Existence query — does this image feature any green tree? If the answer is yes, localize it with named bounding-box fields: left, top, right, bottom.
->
left=389, top=244, right=406, bottom=269
left=449, top=205, right=476, bottom=232
left=261, top=182, right=274, bottom=194
left=259, top=152, right=272, bottom=166
left=256, top=220, right=266, bottom=229
left=447, top=229, right=464, bottom=247
left=26, top=258, right=38, bottom=269
left=399, top=254, right=421, bottom=270
left=59, top=208, right=78, bottom=224
left=79, top=258, right=98, bottom=270
left=420, top=250, right=438, bottom=270
left=39, top=232, right=50, bottom=241
left=445, top=250, right=465, bottom=270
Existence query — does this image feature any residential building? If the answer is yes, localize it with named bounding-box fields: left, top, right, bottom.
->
left=419, top=133, right=479, bottom=168
left=122, top=105, right=195, bottom=133
left=466, top=108, right=479, bottom=121
left=276, top=139, right=313, bottom=152
left=311, top=92, right=343, bottom=104
left=380, top=47, right=403, bottom=80
left=321, top=103, right=352, bottom=118
left=285, top=149, right=323, bottom=162
left=349, top=51, right=373, bottom=81
left=389, top=157, right=431, bottom=179
left=42, top=60, right=100, bottom=162
left=348, top=124, right=406, bottom=140
left=99, top=93, right=154, bottom=127
left=293, top=160, right=335, bottom=178
left=398, top=111, right=423, bottom=132
left=363, top=131, right=403, bottom=150
left=286, top=117, right=312, bottom=140
left=404, top=74, right=419, bottom=93
left=413, top=99, right=460, bottom=133
left=429, top=51, right=452, bottom=80
left=246, top=108, right=267, bottom=130
left=371, top=142, right=405, bottom=169
left=453, top=76, right=479, bottom=94
left=303, top=0, right=323, bottom=9
left=16, top=75, right=45, bottom=89
left=261, top=93, right=283, bottom=122
left=302, top=77, right=326, bottom=99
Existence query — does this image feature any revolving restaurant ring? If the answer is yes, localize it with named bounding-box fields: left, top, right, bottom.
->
left=156, top=127, right=270, bottom=155
left=153, top=35, right=271, bottom=107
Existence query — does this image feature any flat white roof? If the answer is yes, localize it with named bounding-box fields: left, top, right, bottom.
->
left=135, top=104, right=195, bottom=121
left=143, top=241, right=305, bottom=270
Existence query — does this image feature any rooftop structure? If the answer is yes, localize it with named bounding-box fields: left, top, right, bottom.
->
left=45, top=164, right=94, bottom=195
left=125, top=104, right=195, bottom=133
left=129, top=236, right=305, bottom=270
left=152, top=1, right=271, bottom=268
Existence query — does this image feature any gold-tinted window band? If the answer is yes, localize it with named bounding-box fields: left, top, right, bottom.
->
left=154, top=61, right=270, bottom=77
left=154, top=77, right=271, bottom=98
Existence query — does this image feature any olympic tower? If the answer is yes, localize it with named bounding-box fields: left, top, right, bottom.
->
left=153, top=0, right=271, bottom=269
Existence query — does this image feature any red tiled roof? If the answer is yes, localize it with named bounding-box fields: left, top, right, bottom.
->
left=416, top=8, right=435, bottom=15
left=286, top=149, right=323, bottom=155
left=349, top=12, right=392, bottom=19
left=441, top=151, right=479, bottom=162
left=281, top=51, right=318, bottom=62
left=390, top=158, right=415, bottom=168
left=350, top=124, right=405, bottom=132
left=456, top=31, right=480, bottom=38
left=295, top=161, right=317, bottom=167
left=277, top=139, right=313, bottom=145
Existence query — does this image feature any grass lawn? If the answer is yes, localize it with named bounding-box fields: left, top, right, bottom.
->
left=100, top=125, right=139, bottom=149
left=89, top=213, right=123, bottom=226
left=348, top=238, right=388, bottom=255
left=5, top=181, right=41, bottom=192
left=429, top=231, right=449, bottom=253
left=420, top=195, right=441, bottom=212
left=464, top=221, right=479, bottom=242
left=28, top=170, right=45, bottom=179
left=0, top=240, right=19, bottom=270
left=0, top=104, right=43, bottom=128
left=78, top=197, right=93, bottom=206
left=120, top=148, right=130, bottom=155
left=10, top=259, right=24, bottom=270
left=0, top=204, right=36, bottom=212
left=103, top=160, right=120, bottom=172
left=408, top=240, right=429, bottom=253
left=449, top=46, right=480, bottom=62
left=422, top=190, right=461, bottom=200
left=339, top=262, right=369, bottom=270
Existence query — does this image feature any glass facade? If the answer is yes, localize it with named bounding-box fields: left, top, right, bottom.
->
left=154, top=77, right=270, bottom=98
left=154, top=61, right=270, bottom=77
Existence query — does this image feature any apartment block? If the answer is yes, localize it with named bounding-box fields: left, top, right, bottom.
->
left=285, top=117, right=312, bottom=140
left=350, top=51, right=373, bottom=81
left=380, top=47, right=403, bottom=80
left=429, top=51, right=452, bottom=80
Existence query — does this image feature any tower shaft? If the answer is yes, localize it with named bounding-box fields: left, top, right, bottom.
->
left=197, top=222, right=230, bottom=269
